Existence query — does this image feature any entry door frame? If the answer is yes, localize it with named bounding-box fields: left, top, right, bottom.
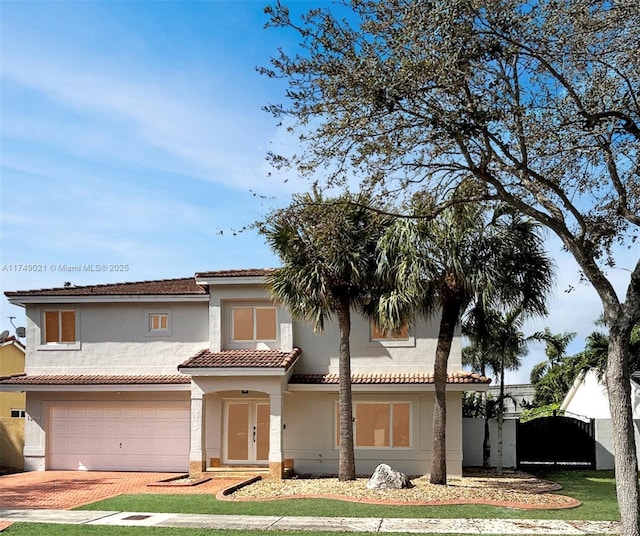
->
left=223, top=399, right=270, bottom=465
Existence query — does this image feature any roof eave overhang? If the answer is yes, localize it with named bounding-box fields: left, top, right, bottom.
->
left=0, top=383, right=191, bottom=392
left=195, top=276, right=266, bottom=287
left=180, top=367, right=289, bottom=377
left=287, top=383, right=490, bottom=392
left=7, top=295, right=210, bottom=306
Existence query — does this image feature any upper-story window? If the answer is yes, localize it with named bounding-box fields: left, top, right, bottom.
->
left=43, top=310, right=76, bottom=344
left=370, top=319, right=409, bottom=341
left=231, top=306, right=277, bottom=342
left=145, top=310, right=172, bottom=336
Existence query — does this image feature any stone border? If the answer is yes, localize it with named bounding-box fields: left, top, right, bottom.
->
left=147, top=474, right=213, bottom=487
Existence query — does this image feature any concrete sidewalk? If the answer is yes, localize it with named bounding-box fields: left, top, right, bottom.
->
left=0, top=508, right=621, bottom=533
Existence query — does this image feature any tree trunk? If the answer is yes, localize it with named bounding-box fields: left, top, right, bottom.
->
left=337, top=297, right=356, bottom=481
left=482, top=396, right=491, bottom=469
left=606, top=323, right=640, bottom=536
left=571, top=251, right=640, bottom=536
left=496, top=354, right=505, bottom=476
left=430, top=297, right=462, bottom=485
left=480, top=364, right=490, bottom=469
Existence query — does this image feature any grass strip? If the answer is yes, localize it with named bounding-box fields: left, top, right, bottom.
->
left=76, top=470, right=623, bottom=521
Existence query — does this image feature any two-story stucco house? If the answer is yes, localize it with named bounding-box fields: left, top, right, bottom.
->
left=0, top=269, right=489, bottom=478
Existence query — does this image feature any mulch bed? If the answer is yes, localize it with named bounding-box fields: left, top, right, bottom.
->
left=218, top=468, right=581, bottom=510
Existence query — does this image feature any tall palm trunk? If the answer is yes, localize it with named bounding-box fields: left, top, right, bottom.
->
left=337, top=297, right=356, bottom=481
left=496, top=353, right=505, bottom=476
left=480, top=364, right=491, bottom=469
left=431, top=294, right=463, bottom=485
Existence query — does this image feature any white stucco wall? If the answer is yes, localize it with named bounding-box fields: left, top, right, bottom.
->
left=292, top=313, right=461, bottom=376
left=593, top=418, right=640, bottom=470
left=462, top=418, right=517, bottom=468
left=562, top=369, right=640, bottom=419
left=282, top=390, right=463, bottom=477
left=24, top=302, right=209, bottom=375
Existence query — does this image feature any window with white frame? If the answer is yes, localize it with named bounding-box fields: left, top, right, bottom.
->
left=231, top=306, right=277, bottom=342
left=370, top=319, right=410, bottom=341
left=42, top=310, right=77, bottom=344
left=146, top=310, right=171, bottom=336
left=10, top=409, right=26, bottom=418
left=336, top=401, right=411, bottom=448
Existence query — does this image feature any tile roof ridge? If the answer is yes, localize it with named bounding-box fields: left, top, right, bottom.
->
left=195, top=268, right=277, bottom=278
left=5, top=276, right=199, bottom=295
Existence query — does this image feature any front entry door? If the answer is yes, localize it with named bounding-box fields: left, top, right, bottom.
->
left=224, top=401, right=269, bottom=464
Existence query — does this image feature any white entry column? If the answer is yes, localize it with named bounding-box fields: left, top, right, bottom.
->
left=268, top=393, right=283, bottom=478
left=189, top=383, right=205, bottom=473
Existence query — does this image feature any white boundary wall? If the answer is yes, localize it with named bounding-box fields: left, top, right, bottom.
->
left=463, top=417, right=640, bottom=470
left=462, top=418, right=517, bottom=468
left=593, top=418, right=640, bottom=470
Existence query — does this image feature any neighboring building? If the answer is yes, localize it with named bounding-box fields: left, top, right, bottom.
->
left=486, top=383, right=535, bottom=418
left=0, top=270, right=489, bottom=477
left=560, top=368, right=640, bottom=419
left=0, top=334, right=26, bottom=469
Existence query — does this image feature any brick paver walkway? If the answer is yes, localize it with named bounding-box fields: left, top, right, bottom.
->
left=0, top=472, right=243, bottom=510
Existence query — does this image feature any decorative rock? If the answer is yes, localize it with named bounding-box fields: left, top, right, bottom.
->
left=366, top=463, right=413, bottom=490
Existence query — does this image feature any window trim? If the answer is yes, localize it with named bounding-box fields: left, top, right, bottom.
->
left=145, top=309, right=172, bottom=337
left=38, top=308, right=81, bottom=350
left=335, top=400, right=412, bottom=450
left=230, top=305, right=277, bottom=342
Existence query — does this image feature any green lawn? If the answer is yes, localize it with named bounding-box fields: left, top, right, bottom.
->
left=76, top=470, right=623, bottom=521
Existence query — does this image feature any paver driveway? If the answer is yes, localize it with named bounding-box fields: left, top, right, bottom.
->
left=0, top=471, right=243, bottom=509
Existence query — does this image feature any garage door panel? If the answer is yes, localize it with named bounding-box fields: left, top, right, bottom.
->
left=50, top=405, right=189, bottom=471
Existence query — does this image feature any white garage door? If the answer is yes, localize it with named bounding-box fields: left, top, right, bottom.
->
left=50, top=404, right=190, bottom=471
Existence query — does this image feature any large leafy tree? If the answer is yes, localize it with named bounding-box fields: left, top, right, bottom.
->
left=375, top=198, right=553, bottom=484
left=260, top=190, right=390, bottom=480
left=262, top=2, right=640, bottom=530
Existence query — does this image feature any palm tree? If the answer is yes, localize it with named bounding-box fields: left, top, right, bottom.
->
left=463, top=304, right=539, bottom=472
left=376, top=194, right=554, bottom=484
left=462, top=304, right=502, bottom=469
left=529, top=328, right=576, bottom=385
left=260, top=190, right=390, bottom=481
left=485, top=308, right=535, bottom=475
left=532, top=326, right=640, bottom=407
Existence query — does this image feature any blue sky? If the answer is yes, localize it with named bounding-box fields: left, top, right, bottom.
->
left=0, top=0, right=634, bottom=383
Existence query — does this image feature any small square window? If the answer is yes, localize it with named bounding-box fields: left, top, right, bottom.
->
left=145, top=310, right=172, bottom=336
left=149, top=313, right=169, bottom=332
left=10, top=409, right=26, bottom=418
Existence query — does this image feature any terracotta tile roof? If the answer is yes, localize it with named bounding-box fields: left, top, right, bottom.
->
left=288, top=371, right=491, bottom=385
left=4, top=277, right=207, bottom=297
left=195, top=268, right=275, bottom=278
left=179, top=348, right=301, bottom=370
left=0, top=374, right=190, bottom=385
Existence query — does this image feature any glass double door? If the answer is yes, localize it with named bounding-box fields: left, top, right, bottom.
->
left=224, top=401, right=269, bottom=464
